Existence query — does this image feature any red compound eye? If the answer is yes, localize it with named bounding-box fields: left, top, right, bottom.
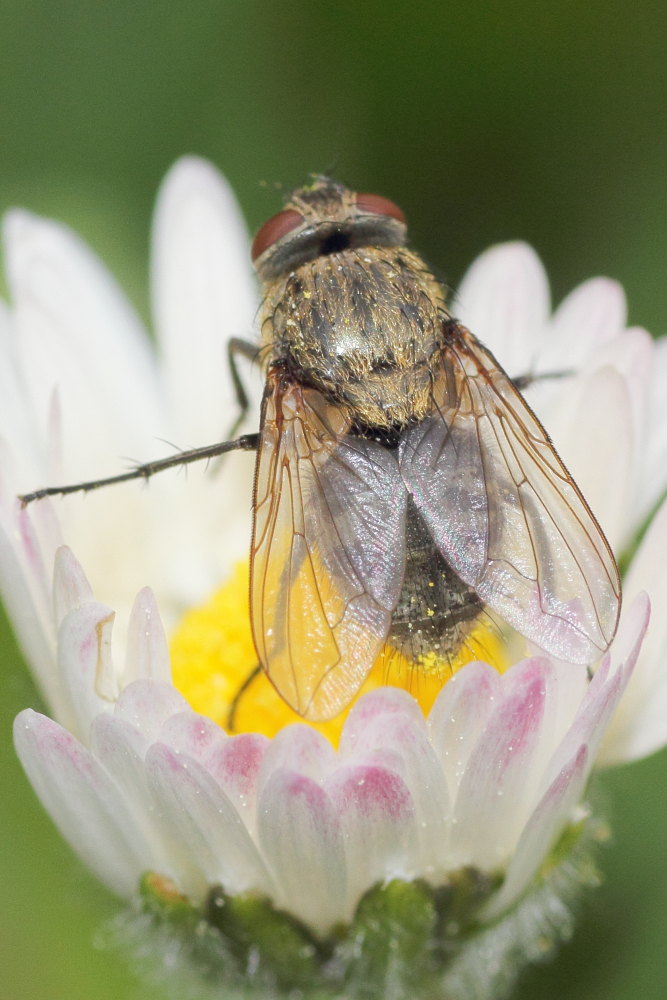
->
left=355, top=193, right=406, bottom=224
left=251, top=209, right=304, bottom=261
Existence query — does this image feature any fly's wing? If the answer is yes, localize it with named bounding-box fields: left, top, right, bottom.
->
left=251, top=368, right=407, bottom=720
left=399, top=323, right=621, bottom=664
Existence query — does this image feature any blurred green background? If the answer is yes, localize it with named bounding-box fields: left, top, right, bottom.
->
left=1, top=1, right=667, bottom=997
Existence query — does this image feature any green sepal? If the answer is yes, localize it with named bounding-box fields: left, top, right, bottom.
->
left=125, top=817, right=598, bottom=1000
left=340, top=879, right=439, bottom=996
left=205, top=885, right=322, bottom=989
left=139, top=872, right=200, bottom=930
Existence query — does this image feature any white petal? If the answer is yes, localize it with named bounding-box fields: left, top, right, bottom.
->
left=0, top=302, right=44, bottom=476
left=588, top=327, right=652, bottom=431
left=454, top=242, right=550, bottom=376
left=122, top=587, right=171, bottom=686
left=257, top=767, right=347, bottom=932
left=52, top=545, right=94, bottom=626
left=4, top=209, right=161, bottom=470
left=0, top=499, right=62, bottom=715
left=57, top=602, right=118, bottom=739
left=540, top=277, right=626, bottom=372
left=14, top=709, right=152, bottom=896
left=88, top=713, right=178, bottom=879
left=599, top=514, right=667, bottom=764
left=539, top=366, right=633, bottom=552
left=151, top=156, right=260, bottom=444
left=636, top=336, right=667, bottom=522
left=146, top=742, right=269, bottom=899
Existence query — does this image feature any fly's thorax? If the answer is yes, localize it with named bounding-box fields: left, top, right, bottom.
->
left=259, top=246, right=448, bottom=429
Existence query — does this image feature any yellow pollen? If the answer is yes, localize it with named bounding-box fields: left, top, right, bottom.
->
left=170, top=562, right=508, bottom=747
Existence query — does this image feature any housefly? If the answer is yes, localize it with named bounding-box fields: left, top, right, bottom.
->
left=21, top=177, right=621, bottom=721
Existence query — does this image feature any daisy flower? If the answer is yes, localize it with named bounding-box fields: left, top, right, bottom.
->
left=2, top=158, right=667, bottom=999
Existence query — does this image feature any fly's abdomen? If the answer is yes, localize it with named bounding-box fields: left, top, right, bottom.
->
left=387, top=498, right=484, bottom=666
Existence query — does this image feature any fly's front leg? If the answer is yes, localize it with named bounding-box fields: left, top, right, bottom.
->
left=19, top=337, right=263, bottom=506
left=19, top=433, right=260, bottom=506
left=226, top=337, right=262, bottom=439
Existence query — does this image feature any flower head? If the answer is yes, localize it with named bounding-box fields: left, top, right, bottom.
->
left=3, top=158, right=667, bottom=998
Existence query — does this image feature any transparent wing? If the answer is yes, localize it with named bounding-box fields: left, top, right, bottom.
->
left=251, top=368, right=407, bottom=720
left=399, top=323, right=621, bottom=664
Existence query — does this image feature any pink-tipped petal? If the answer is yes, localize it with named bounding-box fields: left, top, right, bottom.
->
left=18, top=495, right=62, bottom=594
left=205, top=733, right=269, bottom=831
left=122, top=587, right=171, bottom=685
left=428, top=661, right=503, bottom=794
left=597, top=586, right=661, bottom=765
left=257, top=723, right=336, bottom=788
left=482, top=744, right=589, bottom=920
left=113, top=679, right=190, bottom=742
left=545, top=594, right=648, bottom=778
left=339, top=687, right=425, bottom=753
left=14, top=709, right=153, bottom=896
left=340, top=702, right=450, bottom=870
left=258, top=768, right=347, bottom=933
left=159, top=710, right=227, bottom=760
left=146, top=742, right=269, bottom=899
left=451, top=659, right=553, bottom=867
left=325, top=763, right=418, bottom=910
left=13, top=501, right=53, bottom=614
left=0, top=508, right=62, bottom=717
left=90, top=710, right=150, bottom=765
left=455, top=242, right=550, bottom=376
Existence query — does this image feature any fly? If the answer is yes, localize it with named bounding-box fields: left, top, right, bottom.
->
left=21, top=177, right=621, bottom=721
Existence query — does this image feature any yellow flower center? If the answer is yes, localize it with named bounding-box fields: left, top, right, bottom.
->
left=170, top=562, right=507, bottom=746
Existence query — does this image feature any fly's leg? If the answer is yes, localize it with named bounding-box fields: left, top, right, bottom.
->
left=226, top=338, right=262, bottom=439
left=226, top=663, right=262, bottom=732
left=19, top=433, right=259, bottom=506
left=512, top=369, right=571, bottom=391
left=19, top=336, right=263, bottom=506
